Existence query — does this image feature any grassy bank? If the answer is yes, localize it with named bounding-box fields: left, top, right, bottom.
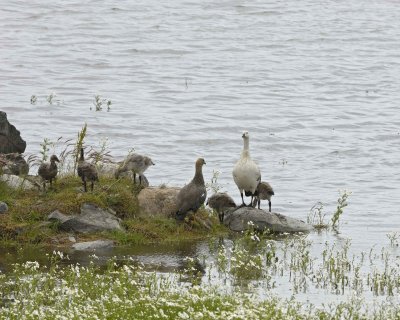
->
left=0, top=175, right=226, bottom=247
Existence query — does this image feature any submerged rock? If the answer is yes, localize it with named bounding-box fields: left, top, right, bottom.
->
left=0, top=202, right=8, bottom=214
left=223, top=206, right=313, bottom=233
left=48, top=203, right=123, bottom=233
left=138, top=186, right=180, bottom=217
left=0, top=111, right=26, bottom=154
left=72, top=240, right=114, bottom=251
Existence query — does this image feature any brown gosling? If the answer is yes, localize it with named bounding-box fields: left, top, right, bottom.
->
left=77, top=148, right=99, bottom=192
left=38, top=155, right=60, bottom=190
left=253, top=181, right=275, bottom=212
left=176, top=158, right=207, bottom=221
left=115, top=153, right=154, bottom=185
left=206, top=192, right=236, bottom=224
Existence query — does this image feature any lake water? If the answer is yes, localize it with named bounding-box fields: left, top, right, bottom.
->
left=1, top=0, right=400, bottom=307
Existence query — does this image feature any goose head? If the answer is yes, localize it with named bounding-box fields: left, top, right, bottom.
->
left=144, top=156, right=155, bottom=166
left=50, top=155, right=60, bottom=163
left=242, top=131, right=249, bottom=139
left=196, top=158, right=206, bottom=167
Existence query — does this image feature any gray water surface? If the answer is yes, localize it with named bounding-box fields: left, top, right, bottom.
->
left=1, top=0, right=400, bottom=303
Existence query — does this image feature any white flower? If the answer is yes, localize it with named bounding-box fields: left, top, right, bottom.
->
left=178, top=311, right=189, bottom=319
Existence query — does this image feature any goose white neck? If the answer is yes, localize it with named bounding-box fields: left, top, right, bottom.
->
left=241, top=137, right=250, bottom=157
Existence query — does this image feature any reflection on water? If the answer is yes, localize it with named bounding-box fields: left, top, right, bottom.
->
left=0, top=240, right=209, bottom=273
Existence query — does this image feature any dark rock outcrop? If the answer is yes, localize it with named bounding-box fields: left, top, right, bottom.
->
left=0, top=112, right=26, bottom=154
left=48, top=203, right=123, bottom=233
left=223, top=206, right=314, bottom=233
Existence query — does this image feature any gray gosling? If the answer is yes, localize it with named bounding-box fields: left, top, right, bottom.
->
left=206, top=192, right=236, bottom=224
left=77, top=148, right=99, bottom=192
left=115, top=153, right=154, bottom=185
left=253, top=181, right=275, bottom=211
left=176, top=158, right=207, bottom=221
left=38, top=155, right=59, bottom=190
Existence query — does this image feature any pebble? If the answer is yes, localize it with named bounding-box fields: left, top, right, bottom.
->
left=0, top=201, right=8, bottom=214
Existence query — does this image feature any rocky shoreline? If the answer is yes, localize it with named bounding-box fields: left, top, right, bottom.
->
left=0, top=112, right=313, bottom=251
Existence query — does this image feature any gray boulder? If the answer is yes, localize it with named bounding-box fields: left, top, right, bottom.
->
left=48, top=203, right=123, bottom=233
left=138, top=186, right=180, bottom=217
left=0, top=174, right=40, bottom=190
left=48, top=210, right=71, bottom=223
left=0, top=202, right=8, bottom=214
left=72, top=240, right=114, bottom=251
left=0, top=112, right=26, bottom=154
left=224, top=206, right=313, bottom=233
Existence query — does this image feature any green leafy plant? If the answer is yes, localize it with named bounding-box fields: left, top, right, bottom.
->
left=46, top=92, right=56, bottom=105
left=39, top=138, right=53, bottom=162
left=30, top=95, right=37, bottom=105
left=92, top=95, right=112, bottom=111
left=331, top=190, right=351, bottom=230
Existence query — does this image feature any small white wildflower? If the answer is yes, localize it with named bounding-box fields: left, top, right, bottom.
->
left=178, top=311, right=189, bottom=319
left=250, top=234, right=260, bottom=242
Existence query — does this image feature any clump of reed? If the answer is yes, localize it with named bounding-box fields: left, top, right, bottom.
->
left=307, top=190, right=351, bottom=230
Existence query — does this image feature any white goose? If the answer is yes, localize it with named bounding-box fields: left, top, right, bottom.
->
left=232, top=131, right=261, bottom=206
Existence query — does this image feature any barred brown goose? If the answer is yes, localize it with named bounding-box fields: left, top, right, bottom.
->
left=176, top=158, right=207, bottom=221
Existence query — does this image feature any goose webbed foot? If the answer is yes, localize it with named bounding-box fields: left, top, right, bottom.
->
left=175, top=212, right=186, bottom=221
